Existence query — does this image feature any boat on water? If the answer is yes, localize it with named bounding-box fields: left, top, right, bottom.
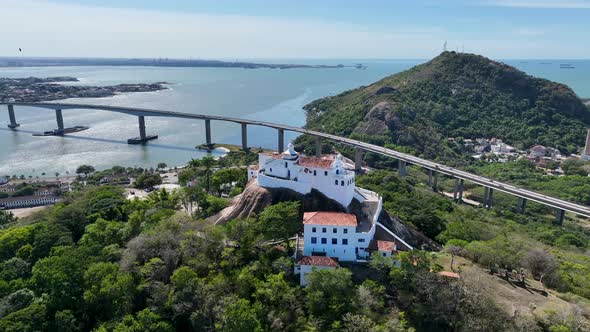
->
left=32, top=125, right=90, bottom=136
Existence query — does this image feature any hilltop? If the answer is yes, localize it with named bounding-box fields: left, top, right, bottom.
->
left=299, top=52, right=590, bottom=161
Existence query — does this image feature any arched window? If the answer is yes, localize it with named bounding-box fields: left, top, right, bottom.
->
left=335, top=180, right=338, bottom=185
left=341, top=180, right=344, bottom=186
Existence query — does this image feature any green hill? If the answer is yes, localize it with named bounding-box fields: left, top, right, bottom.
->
left=298, top=52, right=590, bottom=161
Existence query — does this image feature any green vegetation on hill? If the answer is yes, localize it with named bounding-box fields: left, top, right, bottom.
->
left=297, top=52, right=590, bottom=162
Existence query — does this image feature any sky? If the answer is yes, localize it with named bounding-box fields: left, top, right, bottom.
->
left=1, top=0, right=589, bottom=59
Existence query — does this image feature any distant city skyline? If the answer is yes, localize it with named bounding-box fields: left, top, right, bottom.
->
left=2, top=0, right=590, bottom=59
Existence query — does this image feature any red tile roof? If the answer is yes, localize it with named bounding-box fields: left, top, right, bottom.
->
left=296, top=156, right=334, bottom=169
left=303, top=212, right=358, bottom=227
left=369, top=240, right=396, bottom=252
left=297, top=256, right=339, bottom=267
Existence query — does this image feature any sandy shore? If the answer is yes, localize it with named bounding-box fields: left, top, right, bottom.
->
left=10, top=205, right=49, bottom=218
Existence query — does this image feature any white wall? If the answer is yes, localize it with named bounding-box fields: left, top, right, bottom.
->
left=256, top=155, right=355, bottom=208
left=302, top=223, right=357, bottom=261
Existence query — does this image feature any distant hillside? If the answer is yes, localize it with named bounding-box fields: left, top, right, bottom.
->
left=298, top=52, right=590, bottom=161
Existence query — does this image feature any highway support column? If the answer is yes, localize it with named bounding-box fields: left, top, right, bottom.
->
left=138, top=116, right=147, bottom=141
left=432, top=172, right=438, bottom=192
left=205, top=119, right=212, bottom=147
left=278, top=128, right=284, bottom=153
left=355, top=148, right=363, bottom=172
left=453, top=178, right=459, bottom=201
left=516, top=197, right=527, bottom=214
left=315, top=137, right=322, bottom=157
left=555, top=209, right=565, bottom=225
left=241, top=123, right=248, bottom=151
left=399, top=160, right=407, bottom=177
left=7, top=105, right=19, bottom=129
left=55, top=109, right=64, bottom=135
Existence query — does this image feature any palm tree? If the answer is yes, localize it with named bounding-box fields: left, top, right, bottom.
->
left=187, top=158, right=201, bottom=168
left=201, top=156, right=216, bottom=193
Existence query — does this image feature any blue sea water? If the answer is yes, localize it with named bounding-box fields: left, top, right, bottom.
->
left=0, top=58, right=589, bottom=177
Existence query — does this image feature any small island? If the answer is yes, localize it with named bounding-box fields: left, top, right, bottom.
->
left=0, top=77, right=169, bottom=103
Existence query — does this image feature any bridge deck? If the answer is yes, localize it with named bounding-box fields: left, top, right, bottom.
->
left=3, top=102, right=590, bottom=218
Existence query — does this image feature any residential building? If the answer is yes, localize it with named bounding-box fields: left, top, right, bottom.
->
left=0, top=195, right=59, bottom=209
left=294, top=256, right=339, bottom=286
left=301, top=212, right=374, bottom=262
left=529, top=145, right=547, bottom=158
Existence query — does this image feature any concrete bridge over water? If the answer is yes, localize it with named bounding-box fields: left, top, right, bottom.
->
left=3, top=101, right=590, bottom=224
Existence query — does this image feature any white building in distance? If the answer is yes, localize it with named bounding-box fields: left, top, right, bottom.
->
left=248, top=142, right=355, bottom=208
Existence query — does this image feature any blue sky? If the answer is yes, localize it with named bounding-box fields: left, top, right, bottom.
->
left=2, top=0, right=589, bottom=59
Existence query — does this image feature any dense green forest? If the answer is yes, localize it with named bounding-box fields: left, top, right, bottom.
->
left=296, top=52, right=590, bottom=163
left=1, top=157, right=589, bottom=331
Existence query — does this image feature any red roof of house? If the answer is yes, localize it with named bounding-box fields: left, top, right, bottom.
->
left=369, top=240, right=396, bottom=252
left=303, top=212, right=358, bottom=227
left=296, top=156, right=334, bottom=169
left=297, top=256, right=339, bottom=267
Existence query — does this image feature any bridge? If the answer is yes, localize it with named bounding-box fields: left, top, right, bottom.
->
left=3, top=101, right=590, bottom=224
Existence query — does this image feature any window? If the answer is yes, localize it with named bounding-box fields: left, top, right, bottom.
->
left=342, top=239, right=348, bottom=245
left=324, top=171, right=328, bottom=176
left=382, top=252, right=387, bottom=257
left=321, top=238, right=327, bottom=244
left=332, top=238, right=337, bottom=245
left=322, top=228, right=326, bottom=233
left=335, top=180, right=338, bottom=185
left=285, top=162, right=288, bottom=168
left=341, top=180, right=344, bottom=186
left=270, top=168, right=272, bottom=172
left=336, top=170, right=339, bottom=175
left=343, top=229, right=348, bottom=234
left=332, top=228, right=337, bottom=234
left=313, top=170, right=317, bottom=176
left=358, top=239, right=365, bottom=243
left=311, top=237, right=317, bottom=244
left=312, top=227, right=316, bottom=233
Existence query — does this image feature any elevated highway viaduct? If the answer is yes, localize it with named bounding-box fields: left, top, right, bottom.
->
left=4, top=102, right=589, bottom=224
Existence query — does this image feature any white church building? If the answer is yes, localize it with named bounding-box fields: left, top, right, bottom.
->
left=248, top=142, right=355, bottom=208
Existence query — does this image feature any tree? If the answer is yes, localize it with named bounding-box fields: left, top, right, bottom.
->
left=522, top=249, right=557, bottom=285
left=83, top=262, right=135, bottom=322
left=258, top=201, right=300, bottom=250
left=157, top=162, right=167, bottom=171
left=253, top=273, right=302, bottom=328
left=55, top=172, right=60, bottom=178
left=217, top=297, right=262, bottom=332
left=105, top=309, right=173, bottom=332
left=76, top=165, right=96, bottom=177
left=0, top=211, right=17, bottom=227
left=445, top=245, right=464, bottom=272
left=134, top=173, right=162, bottom=189
left=305, top=268, right=354, bottom=324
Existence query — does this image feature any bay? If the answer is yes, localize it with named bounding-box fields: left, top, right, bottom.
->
left=0, top=58, right=588, bottom=178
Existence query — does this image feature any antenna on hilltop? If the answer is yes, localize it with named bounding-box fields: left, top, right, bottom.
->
left=443, top=41, right=447, bottom=52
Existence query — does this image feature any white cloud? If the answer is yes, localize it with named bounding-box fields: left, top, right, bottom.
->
left=0, top=0, right=447, bottom=59
left=486, top=0, right=590, bottom=8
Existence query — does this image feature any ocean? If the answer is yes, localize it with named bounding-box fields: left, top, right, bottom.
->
left=1, top=58, right=589, bottom=177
